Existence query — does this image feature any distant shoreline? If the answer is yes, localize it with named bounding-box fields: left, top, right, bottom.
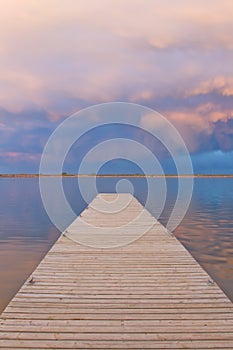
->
left=1, top=174, right=233, bottom=178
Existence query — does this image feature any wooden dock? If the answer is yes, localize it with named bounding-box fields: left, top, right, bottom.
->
left=0, top=193, right=233, bottom=349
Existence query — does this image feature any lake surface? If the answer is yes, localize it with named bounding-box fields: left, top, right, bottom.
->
left=0, top=177, right=233, bottom=313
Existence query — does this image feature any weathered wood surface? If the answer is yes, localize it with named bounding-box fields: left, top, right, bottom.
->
left=0, top=193, right=233, bottom=349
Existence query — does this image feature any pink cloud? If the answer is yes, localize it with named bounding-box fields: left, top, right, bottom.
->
left=0, top=0, right=232, bottom=157
left=163, top=103, right=233, bottom=153
left=186, top=77, right=233, bottom=98
left=0, top=151, right=40, bottom=162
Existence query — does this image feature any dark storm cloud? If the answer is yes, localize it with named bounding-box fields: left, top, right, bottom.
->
left=214, top=119, right=233, bottom=152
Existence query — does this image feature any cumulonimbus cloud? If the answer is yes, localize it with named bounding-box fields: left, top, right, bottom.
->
left=0, top=0, right=233, bottom=170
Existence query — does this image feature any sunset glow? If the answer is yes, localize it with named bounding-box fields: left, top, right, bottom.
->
left=1, top=0, right=233, bottom=173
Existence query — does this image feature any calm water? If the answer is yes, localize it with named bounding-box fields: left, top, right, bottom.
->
left=0, top=177, right=233, bottom=313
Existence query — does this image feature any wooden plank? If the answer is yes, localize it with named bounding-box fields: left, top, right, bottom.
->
left=0, top=193, right=233, bottom=349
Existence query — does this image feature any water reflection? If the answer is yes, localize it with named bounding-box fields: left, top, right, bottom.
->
left=0, top=177, right=232, bottom=313
left=173, top=179, right=233, bottom=301
left=0, top=178, right=60, bottom=312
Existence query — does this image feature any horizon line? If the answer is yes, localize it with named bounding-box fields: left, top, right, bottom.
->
left=1, top=173, right=233, bottom=178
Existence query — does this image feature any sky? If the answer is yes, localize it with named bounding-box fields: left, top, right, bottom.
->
left=0, top=0, right=233, bottom=174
